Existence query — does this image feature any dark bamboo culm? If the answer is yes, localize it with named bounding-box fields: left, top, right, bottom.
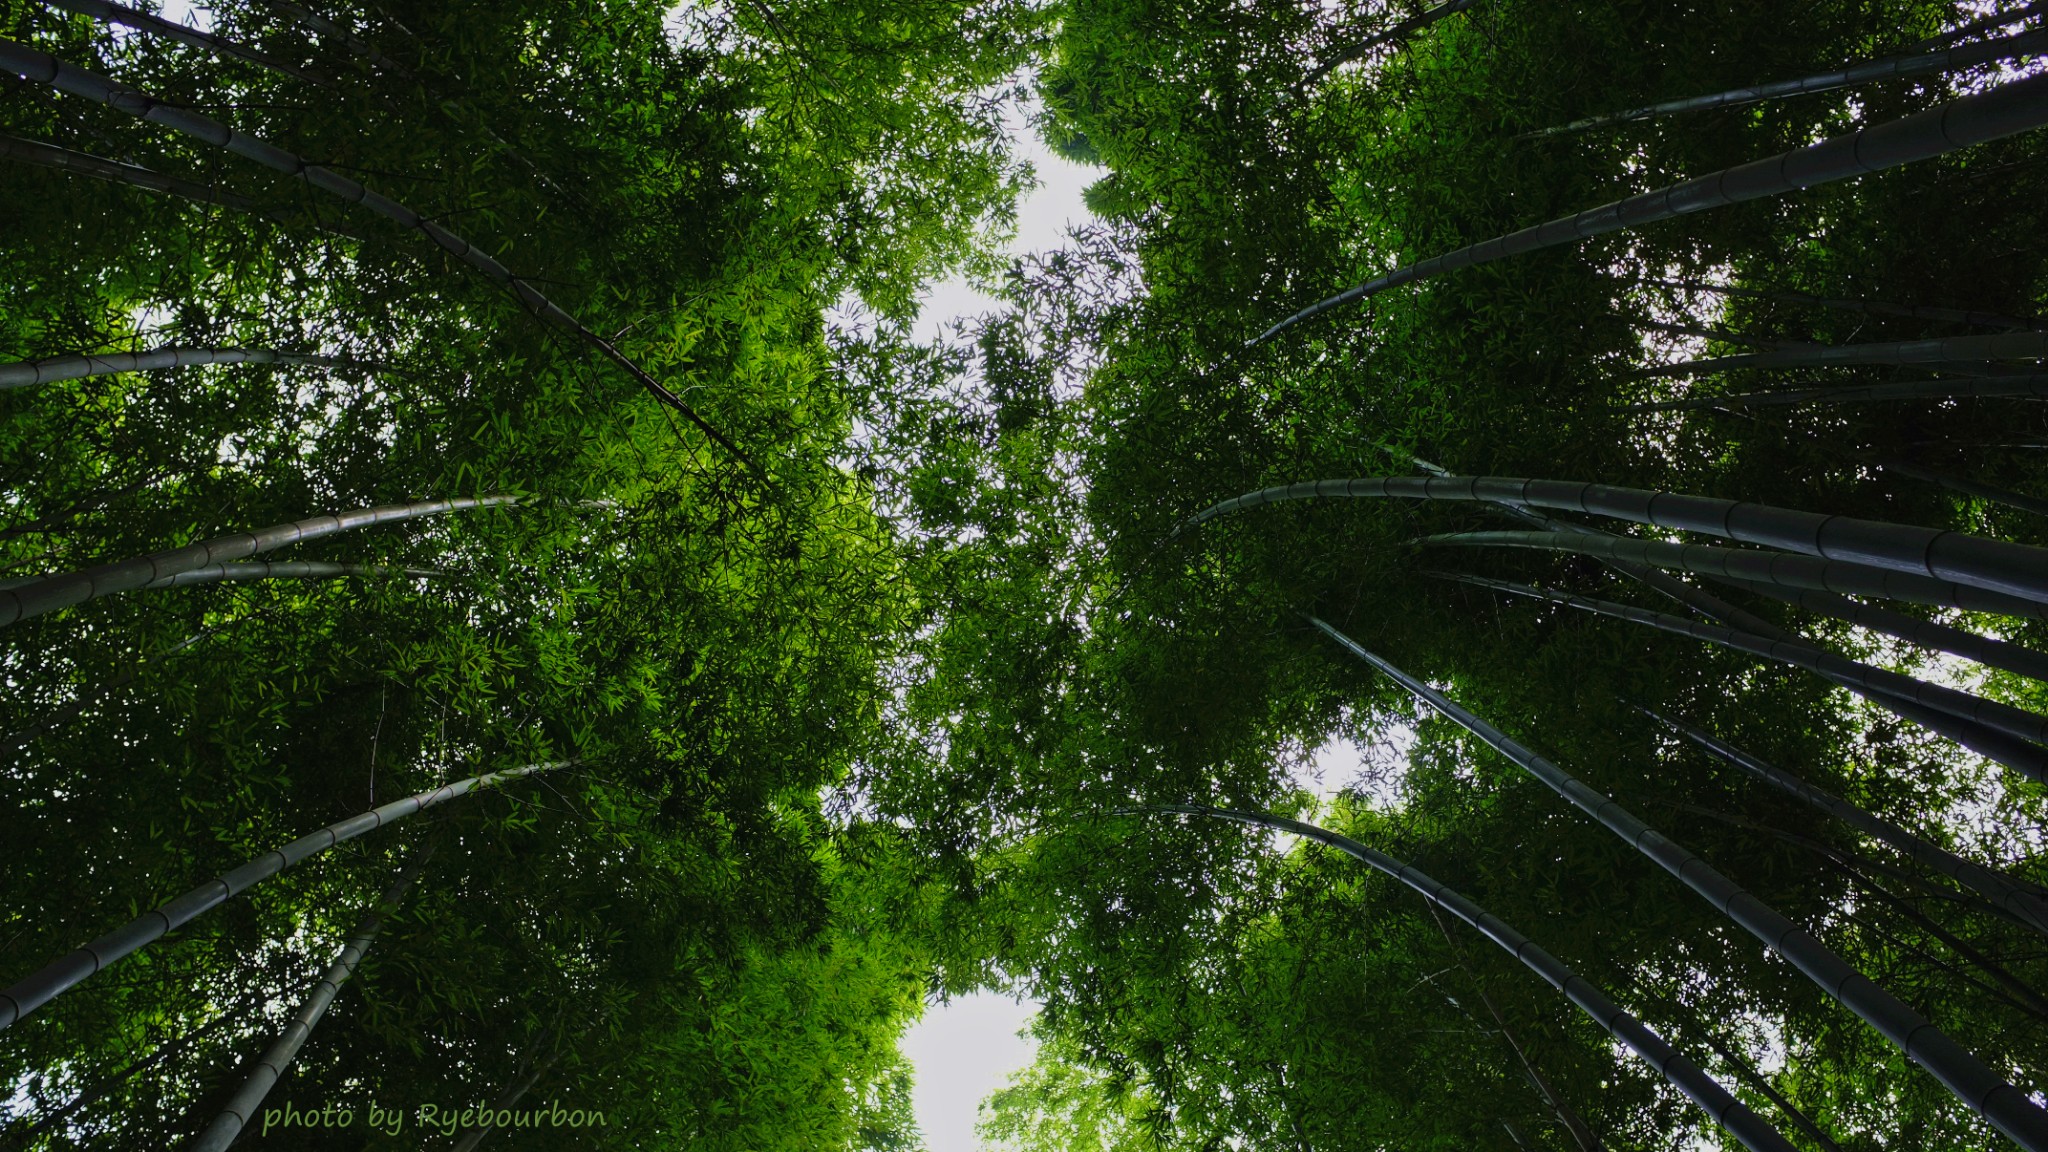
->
left=1299, top=0, right=1484, bottom=87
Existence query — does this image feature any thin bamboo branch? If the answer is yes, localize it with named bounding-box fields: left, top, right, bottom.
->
left=1305, top=615, right=2048, bottom=1150
left=1529, top=27, right=2048, bottom=137
left=188, top=847, right=431, bottom=1152
left=0, top=41, right=758, bottom=475
left=1639, top=330, right=2048, bottom=377
left=1630, top=276, right=2046, bottom=333
left=1183, top=473, right=2048, bottom=605
left=141, top=560, right=444, bottom=588
left=450, top=1049, right=560, bottom=1152
left=0, top=346, right=369, bottom=390
left=1882, top=460, right=2048, bottom=519
left=1640, top=707, right=2048, bottom=937
left=0, top=495, right=512, bottom=628
left=1252, top=71, right=2048, bottom=345
left=40, top=0, right=334, bottom=86
left=1300, top=0, right=1484, bottom=87
left=1913, top=0, right=2048, bottom=52
left=1847, top=871, right=2048, bottom=1021
left=0, top=762, right=562, bottom=1031
left=1720, top=578, right=2048, bottom=683
left=1618, top=373, right=2048, bottom=411
left=1143, top=804, right=1799, bottom=1152
left=0, top=131, right=257, bottom=210
left=1694, top=1029, right=1848, bottom=1152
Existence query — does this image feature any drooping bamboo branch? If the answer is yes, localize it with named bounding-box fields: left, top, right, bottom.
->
left=0, top=347, right=368, bottom=391
left=1437, top=576, right=2048, bottom=767
left=1528, top=27, right=2048, bottom=137
left=1183, top=473, right=2048, bottom=606
left=1692, top=1029, right=1848, bottom=1152
left=1142, top=803, right=1798, bottom=1152
left=1881, top=460, right=2048, bottom=520
left=1719, top=579, right=2048, bottom=683
left=1251, top=70, right=2048, bottom=345
left=188, top=847, right=431, bottom=1152
left=0, top=495, right=512, bottom=628
left=1305, top=615, right=2048, bottom=1150
left=0, top=762, right=562, bottom=1031
left=1420, top=529, right=2045, bottom=619
left=1300, top=0, right=1484, bottom=87
left=142, top=560, right=444, bottom=589
left=40, top=0, right=333, bottom=86
left=1618, top=373, right=2048, bottom=412
left=1630, top=276, right=2046, bottom=333
left=1846, top=870, right=2048, bottom=1020
left=1640, top=707, right=2048, bottom=938
left=1638, top=330, right=2048, bottom=377
left=0, top=41, right=758, bottom=475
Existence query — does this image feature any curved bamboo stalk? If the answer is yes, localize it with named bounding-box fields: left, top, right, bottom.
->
left=1639, top=330, right=2048, bottom=377
left=40, top=0, right=333, bottom=86
left=1184, top=474, right=2048, bottom=605
left=1914, top=0, right=2047, bottom=51
left=1631, top=276, right=2046, bottom=333
left=1300, top=0, right=1484, bottom=87
left=1251, top=70, right=2048, bottom=345
left=1440, top=575, right=2048, bottom=773
left=0, top=761, right=561, bottom=1032
left=1619, top=373, right=2048, bottom=412
left=0, top=131, right=258, bottom=211
left=1420, top=529, right=2045, bottom=619
left=0, top=495, right=512, bottom=628
left=1639, top=707, right=2048, bottom=937
left=0, top=347, right=366, bottom=391
left=188, top=847, right=430, bottom=1152
left=1304, top=616, right=2048, bottom=1149
left=142, top=560, right=444, bottom=589
left=1882, top=460, right=2048, bottom=519
left=1142, top=803, right=1798, bottom=1152
left=1721, top=579, right=2048, bottom=683
left=0, top=41, right=756, bottom=475
left=1529, top=27, right=2048, bottom=138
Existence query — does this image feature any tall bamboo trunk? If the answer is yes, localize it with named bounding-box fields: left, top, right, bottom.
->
left=1631, top=276, right=2046, bottom=333
left=1723, top=579, right=2048, bottom=683
left=1438, top=576, right=2048, bottom=772
left=142, top=560, right=444, bottom=589
left=1186, top=474, right=2048, bottom=605
left=1300, top=0, right=1484, bottom=87
left=0, top=41, right=755, bottom=474
left=0, top=495, right=511, bottom=628
left=1144, top=804, right=1799, bottom=1152
left=0, top=762, right=561, bottom=1032
left=0, top=347, right=365, bottom=391
left=1640, top=330, right=2048, bottom=376
left=1252, top=71, right=2048, bottom=344
left=1421, top=529, right=2044, bottom=618
left=188, top=846, right=431, bottom=1152
left=1641, top=708, right=2048, bottom=937
left=1620, top=373, right=2048, bottom=412
left=1530, top=28, right=2048, bottom=137
left=1305, top=616, right=2048, bottom=1149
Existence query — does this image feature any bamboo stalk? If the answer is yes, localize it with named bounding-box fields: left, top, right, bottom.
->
left=0, top=495, right=512, bottom=628
left=1184, top=473, right=2048, bottom=605
left=1252, top=71, right=2048, bottom=345
left=1144, top=803, right=1799, bottom=1152
left=1721, top=579, right=2048, bottom=683
left=188, top=847, right=431, bottom=1152
left=1300, top=0, right=1484, bottom=87
left=1882, top=460, right=2048, bottom=519
left=1420, top=529, right=2045, bottom=619
left=0, top=131, right=258, bottom=211
left=141, top=560, right=444, bottom=588
left=1529, top=27, right=2048, bottom=137
left=0, top=762, right=562, bottom=1031
left=1306, top=615, right=2048, bottom=1150
left=40, top=0, right=333, bottom=86
left=1913, top=0, right=2047, bottom=52
left=450, top=1049, right=560, bottom=1152
left=1639, top=330, right=2048, bottom=377
left=1618, top=373, right=2048, bottom=411
left=1630, top=276, right=2045, bottom=333
left=0, top=41, right=757, bottom=475
left=0, top=346, right=367, bottom=391
left=1639, top=707, right=2048, bottom=938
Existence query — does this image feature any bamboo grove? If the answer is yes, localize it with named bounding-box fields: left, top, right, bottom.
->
left=4, top=0, right=2048, bottom=1151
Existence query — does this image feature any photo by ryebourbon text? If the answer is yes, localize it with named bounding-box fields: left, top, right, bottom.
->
left=260, top=1100, right=607, bottom=1137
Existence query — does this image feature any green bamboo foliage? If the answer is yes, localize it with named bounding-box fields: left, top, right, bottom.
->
left=0, top=763, right=560, bottom=1032
left=1300, top=0, right=1484, bottom=88
left=1528, top=27, right=2048, bottom=137
left=188, top=848, right=431, bottom=1152
left=0, top=495, right=512, bottom=628
left=1186, top=474, right=2048, bottom=605
left=1420, top=529, right=2045, bottom=618
left=1639, top=707, right=2048, bottom=939
left=141, top=560, right=444, bottom=589
left=0, top=40, right=754, bottom=470
left=1142, top=804, right=1801, bottom=1152
left=1721, top=579, right=2048, bottom=683
left=1620, top=374, right=2048, bottom=411
left=1306, top=615, right=2048, bottom=1150
left=1440, top=575, right=2048, bottom=778
left=1639, top=330, right=2048, bottom=377
left=0, top=347, right=367, bottom=390
left=1631, top=277, right=2046, bottom=333
left=1251, top=71, right=2048, bottom=344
